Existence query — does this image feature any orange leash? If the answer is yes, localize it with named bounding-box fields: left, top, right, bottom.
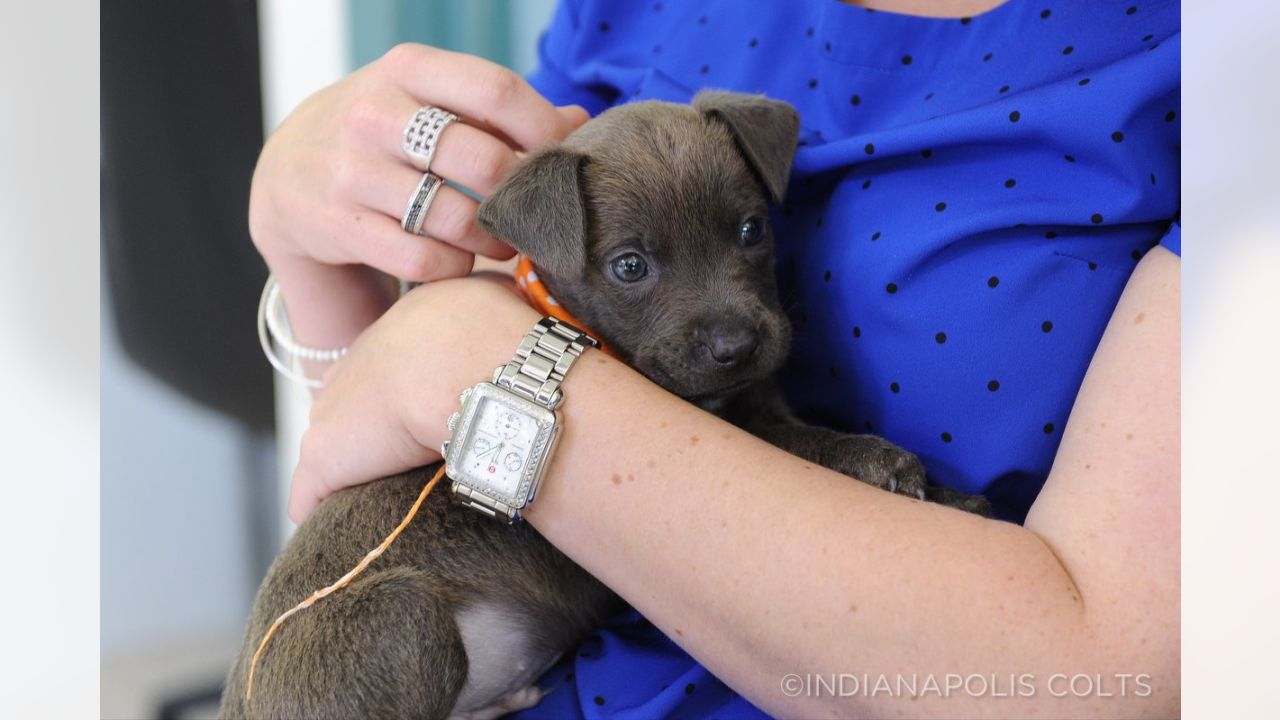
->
left=244, top=464, right=448, bottom=705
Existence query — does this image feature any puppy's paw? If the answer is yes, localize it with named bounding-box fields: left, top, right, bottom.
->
left=825, top=434, right=927, bottom=500
left=924, top=485, right=995, bottom=517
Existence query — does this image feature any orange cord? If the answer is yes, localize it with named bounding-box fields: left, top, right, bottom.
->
left=244, top=464, right=448, bottom=705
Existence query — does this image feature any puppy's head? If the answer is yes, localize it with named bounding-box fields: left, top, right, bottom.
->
left=478, top=90, right=799, bottom=399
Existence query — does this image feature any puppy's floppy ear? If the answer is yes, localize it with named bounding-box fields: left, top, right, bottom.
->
left=693, top=90, right=800, bottom=204
left=477, top=147, right=589, bottom=277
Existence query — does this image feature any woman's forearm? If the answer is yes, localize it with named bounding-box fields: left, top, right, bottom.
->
left=524, top=249, right=1180, bottom=718
left=524, top=355, right=1092, bottom=717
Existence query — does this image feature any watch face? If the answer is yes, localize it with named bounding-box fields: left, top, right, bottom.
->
left=448, top=383, right=557, bottom=506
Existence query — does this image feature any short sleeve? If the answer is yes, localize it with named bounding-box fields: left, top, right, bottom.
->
left=1159, top=219, right=1181, bottom=257
left=525, top=0, right=614, bottom=116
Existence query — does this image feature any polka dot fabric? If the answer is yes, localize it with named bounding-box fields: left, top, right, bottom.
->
left=519, top=1, right=1180, bottom=718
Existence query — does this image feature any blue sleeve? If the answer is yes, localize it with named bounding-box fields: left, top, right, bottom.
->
left=525, top=0, right=615, bottom=116
left=1159, top=219, right=1181, bottom=257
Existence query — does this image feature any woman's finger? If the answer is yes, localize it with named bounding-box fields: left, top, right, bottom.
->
left=357, top=163, right=514, bottom=259
left=378, top=44, right=578, bottom=151
left=338, top=211, right=476, bottom=282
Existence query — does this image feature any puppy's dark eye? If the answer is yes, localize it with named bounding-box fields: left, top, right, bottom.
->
left=739, top=217, right=766, bottom=246
left=610, top=253, right=648, bottom=282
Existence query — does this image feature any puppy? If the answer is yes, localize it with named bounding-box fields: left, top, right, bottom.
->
left=220, top=90, right=989, bottom=720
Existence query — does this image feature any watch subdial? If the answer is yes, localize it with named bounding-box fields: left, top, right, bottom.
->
left=498, top=411, right=523, bottom=439
left=472, top=437, right=492, bottom=455
left=503, top=452, right=523, bottom=472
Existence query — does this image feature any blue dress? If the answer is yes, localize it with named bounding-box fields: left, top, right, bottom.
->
left=518, top=1, right=1181, bottom=717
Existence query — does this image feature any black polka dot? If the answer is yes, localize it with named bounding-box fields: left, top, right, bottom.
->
left=886, top=282, right=898, bottom=294
left=1040, top=9, right=1052, bottom=19
left=594, top=696, right=606, bottom=706
left=935, top=202, right=947, bottom=212
left=1045, top=230, right=1058, bottom=239
left=700, top=64, right=710, bottom=75
left=1064, top=154, right=1076, bottom=162
left=1062, top=45, right=1074, bottom=55
left=1043, top=422, right=1056, bottom=434
left=698, top=15, right=708, bottom=25
left=1150, top=172, right=1157, bottom=185
left=1004, top=178, right=1017, bottom=188
left=1088, top=262, right=1098, bottom=270
left=983, top=52, right=993, bottom=62
left=808, top=79, right=818, bottom=89
left=1111, top=131, right=1125, bottom=142
left=850, top=94, right=861, bottom=106
left=987, top=379, right=1000, bottom=392
left=685, top=683, right=696, bottom=695
left=824, top=270, right=831, bottom=282
left=599, top=21, right=610, bottom=32
left=1126, top=6, right=1137, bottom=15
left=853, top=326, right=862, bottom=338
left=999, top=85, right=1010, bottom=94
left=935, top=331, right=947, bottom=344
left=871, top=231, right=881, bottom=240
left=653, top=2, right=663, bottom=10
left=1078, top=77, right=1090, bottom=86
left=824, top=41, right=832, bottom=53
left=1041, top=320, right=1054, bottom=333
left=921, top=148, right=933, bottom=159
left=566, top=671, right=575, bottom=681
left=1131, top=248, right=1143, bottom=261
left=890, top=381, right=900, bottom=393
left=806, top=26, right=815, bottom=37
left=960, top=17, right=972, bottom=25
left=1009, top=110, right=1021, bottom=122
left=653, top=44, right=663, bottom=54
left=924, top=91, right=935, bottom=101
left=748, top=38, right=758, bottom=47
left=941, top=432, right=953, bottom=443
left=862, top=179, right=872, bottom=190
left=1165, top=110, right=1177, bottom=122
left=1091, top=213, right=1104, bottom=224
left=901, top=54, right=913, bottom=65
left=1142, top=33, right=1154, bottom=42
left=865, top=143, right=875, bottom=155
left=987, top=276, right=1000, bottom=288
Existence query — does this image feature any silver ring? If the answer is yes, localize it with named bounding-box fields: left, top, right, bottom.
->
left=402, top=171, right=443, bottom=235
left=402, top=106, right=458, bottom=171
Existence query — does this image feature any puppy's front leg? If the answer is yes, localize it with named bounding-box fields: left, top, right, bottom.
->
left=751, top=421, right=928, bottom=500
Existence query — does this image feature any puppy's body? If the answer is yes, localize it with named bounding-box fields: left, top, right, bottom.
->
left=222, top=93, right=988, bottom=720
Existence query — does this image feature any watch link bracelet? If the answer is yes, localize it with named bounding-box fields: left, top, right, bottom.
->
left=441, top=317, right=599, bottom=523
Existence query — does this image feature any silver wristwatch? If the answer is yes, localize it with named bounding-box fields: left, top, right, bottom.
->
left=442, top=317, right=599, bottom=523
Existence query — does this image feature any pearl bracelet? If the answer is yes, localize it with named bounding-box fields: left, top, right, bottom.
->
left=256, top=274, right=348, bottom=389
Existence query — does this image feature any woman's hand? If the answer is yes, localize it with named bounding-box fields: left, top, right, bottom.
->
left=288, top=277, right=541, bottom=522
left=249, top=43, right=588, bottom=349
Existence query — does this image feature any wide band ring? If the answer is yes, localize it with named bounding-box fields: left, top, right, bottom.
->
left=402, top=171, right=444, bottom=235
left=402, top=106, right=458, bottom=171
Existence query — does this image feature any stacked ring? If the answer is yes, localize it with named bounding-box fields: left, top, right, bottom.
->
left=402, top=106, right=458, bottom=172
left=402, top=171, right=443, bottom=235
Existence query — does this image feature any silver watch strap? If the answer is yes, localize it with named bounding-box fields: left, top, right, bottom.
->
left=493, top=317, right=599, bottom=409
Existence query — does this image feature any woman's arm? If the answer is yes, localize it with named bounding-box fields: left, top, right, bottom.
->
left=294, top=248, right=1179, bottom=718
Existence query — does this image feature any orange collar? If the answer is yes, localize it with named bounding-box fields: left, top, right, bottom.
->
left=514, top=256, right=618, bottom=358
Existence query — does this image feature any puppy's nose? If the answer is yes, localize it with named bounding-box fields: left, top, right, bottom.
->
left=700, top=322, right=760, bottom=366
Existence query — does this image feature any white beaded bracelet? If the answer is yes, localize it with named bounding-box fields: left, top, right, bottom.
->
left=256, top=275, right=348, bottom=389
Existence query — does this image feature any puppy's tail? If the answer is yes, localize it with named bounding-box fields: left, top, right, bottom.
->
left=220, top=567, right=467, bottom=720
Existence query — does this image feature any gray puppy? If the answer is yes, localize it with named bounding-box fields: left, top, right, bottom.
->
left=220, top=91, right=989, bottom=720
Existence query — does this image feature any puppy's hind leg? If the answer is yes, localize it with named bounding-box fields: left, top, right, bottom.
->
left=236, top=566, right=468, bottom=720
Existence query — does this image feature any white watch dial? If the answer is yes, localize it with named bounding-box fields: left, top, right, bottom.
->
left=460, top=397, right=539, bottom=498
